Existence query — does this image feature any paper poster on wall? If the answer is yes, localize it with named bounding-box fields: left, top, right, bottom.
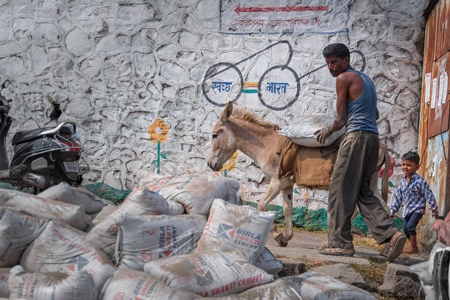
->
left=424, top=73, right=431, bottom=104
left=442, top=72, right=448, bottom=105
left=439, top=74, right=445, bottom=105
left=431, top=77, right=438, bottom=109
left=435, top=75, right=444, bottom=119
left=220, top=0, right=350, bottom=34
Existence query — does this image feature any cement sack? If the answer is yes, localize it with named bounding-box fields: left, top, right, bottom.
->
left=20, top=220, right=116, bottom=295
left=196, top=198, right=277, bottom=264
left=0, top=207, right=47, bottom=267
left=410, top=261, right=434, bottom=299
left=136, top=170, right=186, bottom=214
left=167, top=200, right=186, bottom=214
left=0, top=188, right=91, bottom=231
left=84, top=187, right=169, bottom=258
left=427, top=242, right=446, bottom=275
left=254, top=247, right=283, bottom=275
left=0, top=268, right=9, bottom=298
left=278, top=114, right=346, bottom=147
left=282, top=271, right=377, bottom=300
left=99, top=268, right=199, bottom=300
left=201, top=279, right=301, bottom=300
left=115, top=213, right=207, bottom=270
left=85, top=204, right=118, bottom=232
left=37, top=182, right=114, bottom=214
left=8, top=265, right=96, bottom=300
left=143, top=250, right=274, bottom=297
left=155, top=174, right=241, bottom=215
left=136, top=170, right=172, bottom=188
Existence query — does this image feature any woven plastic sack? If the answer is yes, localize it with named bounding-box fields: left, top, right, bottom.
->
left=115, top=213, right=207, bottom=270
left=282, top=272, right=377, bottom=300
left=196, top=199, right=277, bottom=263
left=0, top=207, right=47, bottom=267
left=201, top=279, right=301, bottom=300
left=254, top=247, right=283, bottom=275
left=278, top=114, right=345, bottom=147
left=38, top=182, right=114, bottom=214
left=86, top=204, right=118, bottom=232
left=152, top=174, right=241, bottom=215
left=99, top=268, right=199, bottom=300
left=0, top=268, right=9, bottom=298
left=84, top=187, right=169, bottom=258
left=20, top=220, right=115, bottom=295
left=0, top=188, right=91, bottom=230
left=136, top=170, right=172, bottom=188
left=143, top=250, right=273, bottom=297
left=8, top=265, right=96, bottom=300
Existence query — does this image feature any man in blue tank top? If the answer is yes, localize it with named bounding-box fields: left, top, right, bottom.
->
left=315, top=43, right=406, bottom=262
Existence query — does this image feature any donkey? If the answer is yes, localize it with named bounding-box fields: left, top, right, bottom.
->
left=207, top=101, right=391, bottom=247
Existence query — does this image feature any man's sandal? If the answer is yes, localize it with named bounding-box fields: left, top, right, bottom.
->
left=386, top=233, right=407, bottom=262
left=319, top=247, right=355, bottom=257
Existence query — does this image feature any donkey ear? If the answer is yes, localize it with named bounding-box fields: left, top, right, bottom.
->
left=220, top=101, right=233, bottom=123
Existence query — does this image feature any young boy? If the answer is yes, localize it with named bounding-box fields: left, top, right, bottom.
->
left=390, top=151, right=439, bottom=254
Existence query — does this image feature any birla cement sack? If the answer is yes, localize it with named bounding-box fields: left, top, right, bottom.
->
left=254, top=247, right=284, bottom=275
left=84, top=187, right=170, bottom=258
left=282, top=272, right=377, bottom=300
left=37, top=182, right=114, bottom=214
left=20, top=220, right=116, bottom=296
left=200, top=279, right=302, bottom=300
left=143, top=250, right=274, bottom=298
left=8, top=265, right=96, bottom=300
left=85, top=204, right=118, bottom=232
left=0, top=188, right=91, bottom=231
left=115, top=213, right=207, bottom=271
left=278, top=114, right=346, bottom=147
left=136, top=170, right=172, bottom=188
left=0, top=207, right=47, bottom=267
left=146, top=173, right=241, bottom=215
left=0, top=268, right=9, bottom=298
left=99, top=268, right=199, bottom=300
left=196, top=198, right=277, bottom=264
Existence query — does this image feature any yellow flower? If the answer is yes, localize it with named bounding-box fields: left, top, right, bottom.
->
left=148, top=118, right=169, bottom=144
left=220, top=151, right=238, bottom=172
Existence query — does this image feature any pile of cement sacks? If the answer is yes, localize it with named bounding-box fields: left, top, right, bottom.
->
left=410, top=242, right=450, bottom=300
left=0, top=171, right=376, bottom=299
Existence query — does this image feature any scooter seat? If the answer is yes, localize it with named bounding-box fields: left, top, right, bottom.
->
left=11, top=127, right=53, bottom=146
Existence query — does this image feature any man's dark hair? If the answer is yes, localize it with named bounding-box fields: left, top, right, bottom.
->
left=323, top=43, right=350, bottom=59
left=402, top=151, right=420, bottom=165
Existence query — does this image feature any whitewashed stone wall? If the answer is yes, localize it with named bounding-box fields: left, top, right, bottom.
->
left=0, top=0, right=426, bottom=207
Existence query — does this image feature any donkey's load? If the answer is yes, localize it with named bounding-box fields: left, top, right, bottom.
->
left=278, top=114, right=346, bottom=147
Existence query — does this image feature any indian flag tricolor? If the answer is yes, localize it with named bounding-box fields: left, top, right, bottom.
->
left=242, top=82, right=258, bottom=94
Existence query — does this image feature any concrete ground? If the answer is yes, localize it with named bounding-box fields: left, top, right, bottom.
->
left=265, top=229, right=426, bottom=266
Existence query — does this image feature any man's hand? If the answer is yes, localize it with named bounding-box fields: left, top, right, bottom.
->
left=432, top=211, right=439, bottom=219
left=315, top=127, right=332, bottom=144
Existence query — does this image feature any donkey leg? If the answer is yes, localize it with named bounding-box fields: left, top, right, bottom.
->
left=269, top=182, right=294, bottom=247
left=278, top=184, right=295, bottom=247
left=257, top=177, right=286, bottom=211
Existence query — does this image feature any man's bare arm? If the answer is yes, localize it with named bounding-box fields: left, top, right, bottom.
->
left=329, top=72, right=350, bottom=132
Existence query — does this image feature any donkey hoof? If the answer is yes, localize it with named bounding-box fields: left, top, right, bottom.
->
left=274, top=233, right=289, bottom=247
left=278, top=236, right=289, bottom=247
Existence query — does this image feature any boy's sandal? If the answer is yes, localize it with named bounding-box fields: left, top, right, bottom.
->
left=319, top=247, right=355, bottom=257
left=386, top=233, right=407, bottom=262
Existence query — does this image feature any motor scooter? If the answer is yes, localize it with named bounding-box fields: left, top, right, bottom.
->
left=0, top=80, right=83, bottom=190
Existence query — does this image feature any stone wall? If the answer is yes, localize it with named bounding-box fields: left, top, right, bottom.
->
left=0, top=0, right=427, bottom=209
